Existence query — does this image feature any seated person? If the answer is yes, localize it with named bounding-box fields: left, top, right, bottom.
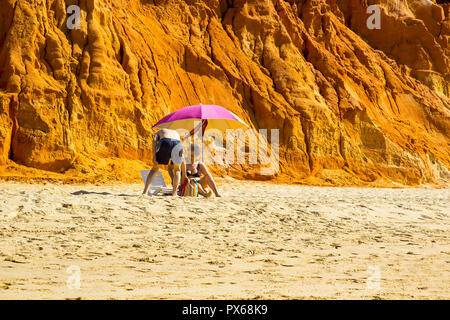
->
left=142, top=129, right=183, bottom=196
left=181, top=144, right=221, bottom=197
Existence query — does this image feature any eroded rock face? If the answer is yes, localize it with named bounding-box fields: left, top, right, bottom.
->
left=0, top=0, right=448, bottom=185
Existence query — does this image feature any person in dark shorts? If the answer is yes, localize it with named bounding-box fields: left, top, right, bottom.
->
left=155, top=138, right=183, bottom=165
left=142, top=129, right=184, bottom=196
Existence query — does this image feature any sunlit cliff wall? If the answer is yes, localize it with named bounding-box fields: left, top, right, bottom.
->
left=0, top=0, right=449, bottom=185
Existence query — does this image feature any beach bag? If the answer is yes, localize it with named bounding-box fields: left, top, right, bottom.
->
left=178, top=179, right=199, bottom=197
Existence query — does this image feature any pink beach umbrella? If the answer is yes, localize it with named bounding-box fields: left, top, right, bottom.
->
left=152, top=104, right=248, bottom=160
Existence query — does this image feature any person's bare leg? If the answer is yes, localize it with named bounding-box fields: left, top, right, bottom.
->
left=199, top=164, right=221, bottom=197
left=197, top=183, right=210, bottom=197
left=142, top=166, right=159, bottom=195
left=199, top=176, right=216, bottom=197
left=172, top=166, right=181, bottom=196
left=168, top=163, right=174, bottom=184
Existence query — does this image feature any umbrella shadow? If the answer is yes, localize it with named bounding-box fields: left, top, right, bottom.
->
left=71, top=190, right=138, bottom=197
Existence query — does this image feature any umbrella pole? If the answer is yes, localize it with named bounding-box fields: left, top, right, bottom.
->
left=200, top=119, right=209, bottom=163
left=201, top=120, right=204, bottom=163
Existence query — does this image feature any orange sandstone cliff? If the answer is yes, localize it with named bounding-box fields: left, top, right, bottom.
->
left=0, top=0, right=449, bottom=185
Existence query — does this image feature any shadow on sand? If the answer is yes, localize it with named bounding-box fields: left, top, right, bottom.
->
left=71, top=190, right=138, bottom=197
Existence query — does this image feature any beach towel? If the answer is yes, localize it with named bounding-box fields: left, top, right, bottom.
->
left=178, top=179, right=199, bottom=197
left=140, top=170, right=172, bottom=196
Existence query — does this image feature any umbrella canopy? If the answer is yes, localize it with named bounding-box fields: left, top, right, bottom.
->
left=152, top=104, right=249, bottom=162
left=152, top=104, right=248, bottom=133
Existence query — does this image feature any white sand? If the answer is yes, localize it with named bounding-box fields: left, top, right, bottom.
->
left=0, top=180, right=448, bottom=299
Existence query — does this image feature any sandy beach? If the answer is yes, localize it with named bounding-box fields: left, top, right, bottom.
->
left=0, top=180, right=448, bottom=299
